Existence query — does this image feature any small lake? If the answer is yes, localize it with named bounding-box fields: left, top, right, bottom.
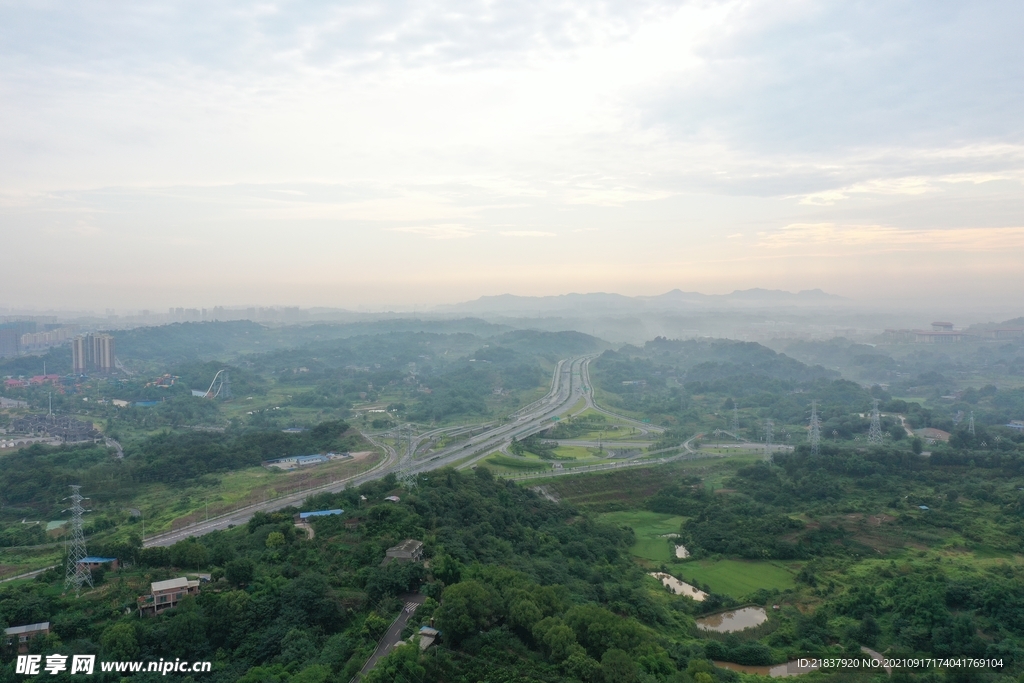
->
left=714, top=660, right=820, bottom=678
left=696, top=606, right=768, bottom=632
left=649, top=572, right=707, bottom=601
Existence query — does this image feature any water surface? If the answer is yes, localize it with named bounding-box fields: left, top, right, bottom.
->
left=696, top=606, right=767, bottom=632
left=649, top=572, right=707, bottom=601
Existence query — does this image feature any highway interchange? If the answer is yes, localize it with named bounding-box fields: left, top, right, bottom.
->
left=143, top=356, right=685, bottom=548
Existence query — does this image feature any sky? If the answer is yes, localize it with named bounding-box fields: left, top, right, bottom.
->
left=2, top=0, right=1023, bottom=311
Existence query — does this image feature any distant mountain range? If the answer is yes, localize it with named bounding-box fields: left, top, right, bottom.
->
left=438, top=288, right=847, bottom=314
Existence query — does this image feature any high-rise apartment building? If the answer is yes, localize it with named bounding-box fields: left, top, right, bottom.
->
left=71, top=336, right=87, bottom=373
left=72, top=333, right=115, bottom=374
left=0, top=329, right=20, bottom=358
left=0, top=321, right=37, bottom=358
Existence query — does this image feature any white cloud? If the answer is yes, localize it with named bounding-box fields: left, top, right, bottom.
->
left=1, top=0, right=1024, bottom=306
left=387, top=224, right=476, bottom=239
left=499, top=231, right=556, bottom=238
left=759, top=223, right=1024, bottom=251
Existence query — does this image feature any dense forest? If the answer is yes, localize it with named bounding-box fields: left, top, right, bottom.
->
left=590, top=340, right=1024, bottom=447
left=4, top=445, right=1024, bottom=682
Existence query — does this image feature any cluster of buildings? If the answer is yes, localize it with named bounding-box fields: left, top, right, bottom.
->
left=3, top=374, right=62, bottom=389
left=0, top=321, right=82, bottom=358
left=3, top=415, right=101, bottom=445
left=71, top=333, right=116, bottom=374
left=883, top=322, right=1024, bottom=344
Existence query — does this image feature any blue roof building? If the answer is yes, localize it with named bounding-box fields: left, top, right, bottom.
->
left=78, top=556, right=119, bottom=570
left=297, top=509, right=344, bottom=520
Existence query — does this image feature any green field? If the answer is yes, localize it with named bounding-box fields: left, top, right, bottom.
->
left=551, top=445, right=601, bottom=460
left=599, top=510, right=687, bottom=562
left=483, top=454, right=548, bottom=470
left=676, top=559, right=798, bottom=598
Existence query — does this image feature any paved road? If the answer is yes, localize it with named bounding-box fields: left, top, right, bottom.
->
left=357, top=593, right=427, bottom=678
left=144, top=431, right=399, bottom=547
left=139, top=354, right=694, bottom=549
left=142, top=359, right=586, bottom=548
left=0, top=565, right=57, bottom=584
left=579, top=358, right=664, bottom=434
left=554, top=440, right=655, bottom=448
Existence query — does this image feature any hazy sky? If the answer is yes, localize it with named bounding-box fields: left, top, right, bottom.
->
left=2, top=0, right=1023, bottom=310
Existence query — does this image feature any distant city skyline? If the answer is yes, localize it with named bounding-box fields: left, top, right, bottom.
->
left=2, top=1, right=1023, bottom=310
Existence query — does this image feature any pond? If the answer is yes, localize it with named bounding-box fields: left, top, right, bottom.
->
left=713, top=660, right=820, bottom=677
left=696, top=606, right=768, bottom=632
left=649, top=572, right=707, bottom=601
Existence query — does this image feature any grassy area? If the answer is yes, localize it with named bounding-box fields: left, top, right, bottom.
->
left=599, top=510, right=687, bottom=562
left=677, top=559, right=798, bottom=598
left=0, top=545, right=62, bottom=581
left=111, top=451, right=383, bottom=538
left=483, top=454, right=548, bottom=471
left=551, top=445, right=601, bottom=460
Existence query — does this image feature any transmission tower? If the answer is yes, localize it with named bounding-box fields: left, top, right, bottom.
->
left=732, top=405, right=739, bottom=434
left=764, top=419, right=774, bottom=461
left=867, top=399, right=883, bottom=445
left=968, top=412, right=975, bottom=437
left=809, top=401, right=821, bottom=456
left=63, top=485, right=93, bottom=594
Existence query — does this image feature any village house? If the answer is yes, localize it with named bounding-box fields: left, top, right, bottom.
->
left=137, top=577, right=200, bottom=616
left=4, top=623, right=49, bottom=654
left=381, top=539, right=424, bottom=566
left=78, top=556, right=119, bottom=572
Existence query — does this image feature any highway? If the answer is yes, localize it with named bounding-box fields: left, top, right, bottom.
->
left=141, top=355, right=688, bottom=548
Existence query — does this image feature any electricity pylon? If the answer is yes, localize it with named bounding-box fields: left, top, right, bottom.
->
left=968, top=412, right=975, bottom=437
left=868, top=399, right=883, bottom=445
left=809, top=401, right=821, bottom=456
left=63, top=485, right=93, bottom=594
left=764, top=419, right=774, bottom=461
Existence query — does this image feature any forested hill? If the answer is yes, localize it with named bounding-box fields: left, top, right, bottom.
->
left=110, top=319, right=562, bottom=365
left=639, top=338, right=837, bottom=383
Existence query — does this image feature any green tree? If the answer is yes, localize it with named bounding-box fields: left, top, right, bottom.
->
left=536, top=618, right=578, bottom=662
left=363, top=643, right=425, bottom=683
left=226, top=558, right=255, bottom=587
left=435, top=580, right=497, bottom=644
left=265, top=531, right=285, bottom=549
left=290, top=664, right=331, bottom=683
left=433, top=553, right=463, bottom=585
left=600, top=648, right=637, bottom=683
left=100, top=622, right=139, bottom=660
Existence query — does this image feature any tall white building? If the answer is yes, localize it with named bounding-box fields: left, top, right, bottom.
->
left=72, top=333, right=115, bottom=374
